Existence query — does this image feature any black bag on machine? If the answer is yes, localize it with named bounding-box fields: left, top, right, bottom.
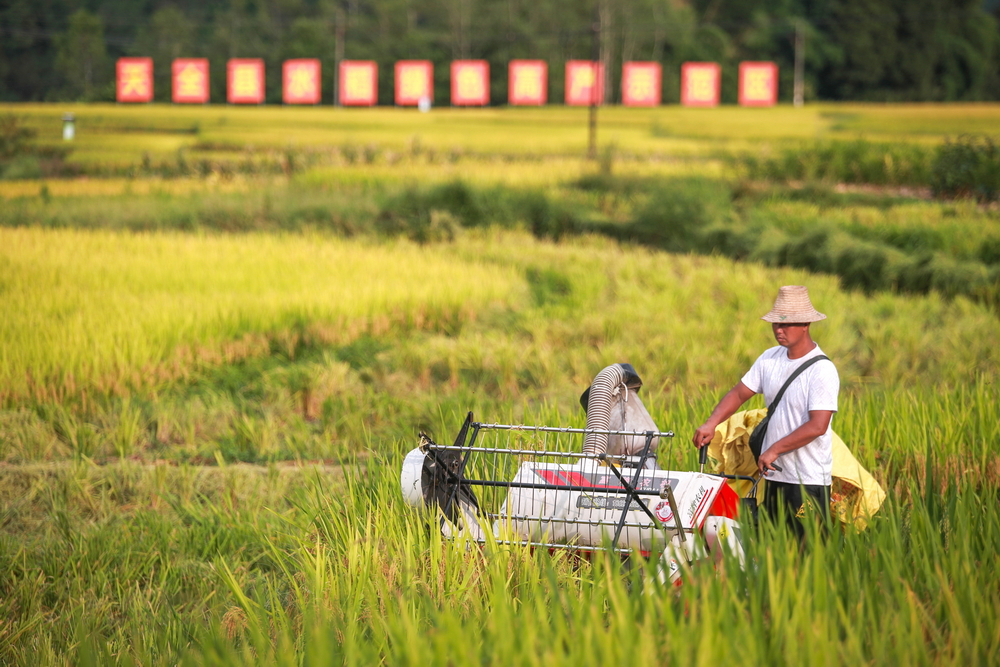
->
left=748, top=355, right=829, bottom=462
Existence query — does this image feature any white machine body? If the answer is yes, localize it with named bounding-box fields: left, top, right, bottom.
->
left=496, top=460, right=728, bottom=553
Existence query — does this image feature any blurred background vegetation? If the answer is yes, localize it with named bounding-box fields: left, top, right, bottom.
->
left=2, top=0, right=1000, bottom=104
left=2, top=6, right=1000, bottom=661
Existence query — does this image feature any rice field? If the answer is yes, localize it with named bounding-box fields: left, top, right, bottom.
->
left=1, top=103, right=999, bottom=666
left=4, top=102, right=1000, bottom=169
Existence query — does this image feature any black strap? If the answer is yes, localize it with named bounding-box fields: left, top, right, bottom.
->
left=767, top=355, right=829, bottom=413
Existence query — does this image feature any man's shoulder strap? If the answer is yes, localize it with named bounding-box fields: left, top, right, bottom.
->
left=768, top=355, right=829, bottom=411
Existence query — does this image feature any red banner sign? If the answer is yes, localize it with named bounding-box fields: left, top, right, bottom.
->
left=283, top=59, right=321, bottom=104
left=395, top=60, right=433, bottom=106
left=622, top=62, right=661, bottom=106
left=508, top=60, right=547, bottom=106
left=681, top=62, right=721, bottom=107
left=565, top=61, right=604, bottom=106
left=340, top=61, right=377, bottom=106
left=172, top=58, right=209, bottom=104
left=116, top=58, right=153, bottom=103
left=739, top=61, right=778, bottom=106
left=451, top=60, right=489, bottom=106
left=228, top=58, right=265, bottom=104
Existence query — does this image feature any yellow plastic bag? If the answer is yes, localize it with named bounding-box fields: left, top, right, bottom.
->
left=706, top=409, right=886, bottom=529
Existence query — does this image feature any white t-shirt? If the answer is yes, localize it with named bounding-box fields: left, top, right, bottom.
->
left=740, top=344, right=839, bottom=486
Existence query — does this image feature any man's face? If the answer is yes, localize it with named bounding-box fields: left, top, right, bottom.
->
left=771, top=322, right=809, bottom=347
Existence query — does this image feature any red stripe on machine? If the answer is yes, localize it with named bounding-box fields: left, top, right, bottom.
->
left=692, top=487, right=716, bottom=527
left=535, top=469, right=624, bottom=490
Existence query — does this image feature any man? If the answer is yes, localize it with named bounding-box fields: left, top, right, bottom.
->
left=693, top=285, right=840, bottom=533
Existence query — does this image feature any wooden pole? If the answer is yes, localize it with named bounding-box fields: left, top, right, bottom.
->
left=334, top=5, right=346, bottom=106
left=588, top=3, right=600, bottom=160
left=793, top=19, right=805, bottom=108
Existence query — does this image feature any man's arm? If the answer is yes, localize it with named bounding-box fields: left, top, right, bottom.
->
left=757, top=410, right=834, bottom=474
left=693, top=381, right=756, bottom=448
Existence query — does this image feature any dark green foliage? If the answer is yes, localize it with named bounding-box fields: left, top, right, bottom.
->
left=0, top=115, right=74, bottom=179
left=736, top=140, right=934, bottom=186
left=734, top=182, right=924, bottom=211
left=375, top=181, right=585, bottom=242
left=53, top=9, right=108, bottom=101
left=1, top=187, right=375, bottom=233
left=833, top=242, right=891, bottom=293
left=845, top=225, right=947, bottom=256
left=930, top=136, right=1000, bottom=201
left=525, top=267, right=572, bottom=307
left=894, top=254, right=936, bottom=294
left=375, top=188, right=458, bottom=243
left=572, top=175, right=999, bottom=304
left=979, top=237, right=1000, bottom=265
left=424, top=181, right=485, bottom=226
left=610, top=178, right=731, bottom=252
left=335, top=336, right=389, bottom=373
left=3, top=0, right=1000, bottom=103
left=761, top=230, right=999, bottom=301
left=4, top=172, right=998, bottom=308
left=814, top=0, right=1000, bottom=102
left=774, top=227, right=837, bottom=274
left=0, top=115, right=35, bottom=160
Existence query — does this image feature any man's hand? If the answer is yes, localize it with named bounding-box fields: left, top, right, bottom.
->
left=758, top=447, right=780, bottom=475
left=692, top=422, right=716, bottom=449
left=757, top=410, right=834, bottom=475
left=693, top=382, right=756, bottom=450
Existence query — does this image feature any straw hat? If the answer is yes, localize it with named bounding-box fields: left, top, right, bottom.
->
left=761, top=285, right=827, bottom=323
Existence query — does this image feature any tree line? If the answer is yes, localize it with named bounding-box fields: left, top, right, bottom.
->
left=1, top=0, right=998, bottom=104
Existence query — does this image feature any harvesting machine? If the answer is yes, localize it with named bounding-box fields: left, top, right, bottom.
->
left=400, top=363, right=763, bottom=584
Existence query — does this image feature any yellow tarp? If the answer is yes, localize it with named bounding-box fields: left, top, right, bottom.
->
left=706, top=409, right=887, bottom=529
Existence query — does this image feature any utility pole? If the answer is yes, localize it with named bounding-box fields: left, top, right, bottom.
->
left=588, top=3, right=601, bottom=160
left=333, top=4, right=346, bottom=105
left=793, top=19, right=805, bottom=108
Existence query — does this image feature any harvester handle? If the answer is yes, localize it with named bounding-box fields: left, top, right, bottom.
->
left=698, top=442, right=708, bottom=473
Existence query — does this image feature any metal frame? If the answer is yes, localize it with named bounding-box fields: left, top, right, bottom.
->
left=423, top=413, right=689, bottom=554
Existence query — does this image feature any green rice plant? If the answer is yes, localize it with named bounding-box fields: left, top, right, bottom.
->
left=227, top=412, right=278, bottom=463
left=930, top=135, right=1000, bottom=201
left=4, top=445, right=995, bottom=666
left=106, top=398, right=147, bottom=459
left=0, top=410, right=64, bottom=462
left=1, top=101, right=999, bottom=665
left=609, top=177, right=732, bottom=252
left=43, top=405, right=101, bottom=460
left=5, top=227, right=1000, bottom=466
left=0, top=114, right=76, bottom=179
left=735, top=139, right=935, bottom=186
left=0, top=227, right=520, bottom=403
left=0, top=184, right=381, bottom=234
left=5, top=161, right=997, bottom=308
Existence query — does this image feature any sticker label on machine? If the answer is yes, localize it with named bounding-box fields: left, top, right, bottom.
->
left=576, top=494, right=632, bottom=511
left=655, top=500, right=673, bottom=523
left=655, top=484, right=716, bottom=527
